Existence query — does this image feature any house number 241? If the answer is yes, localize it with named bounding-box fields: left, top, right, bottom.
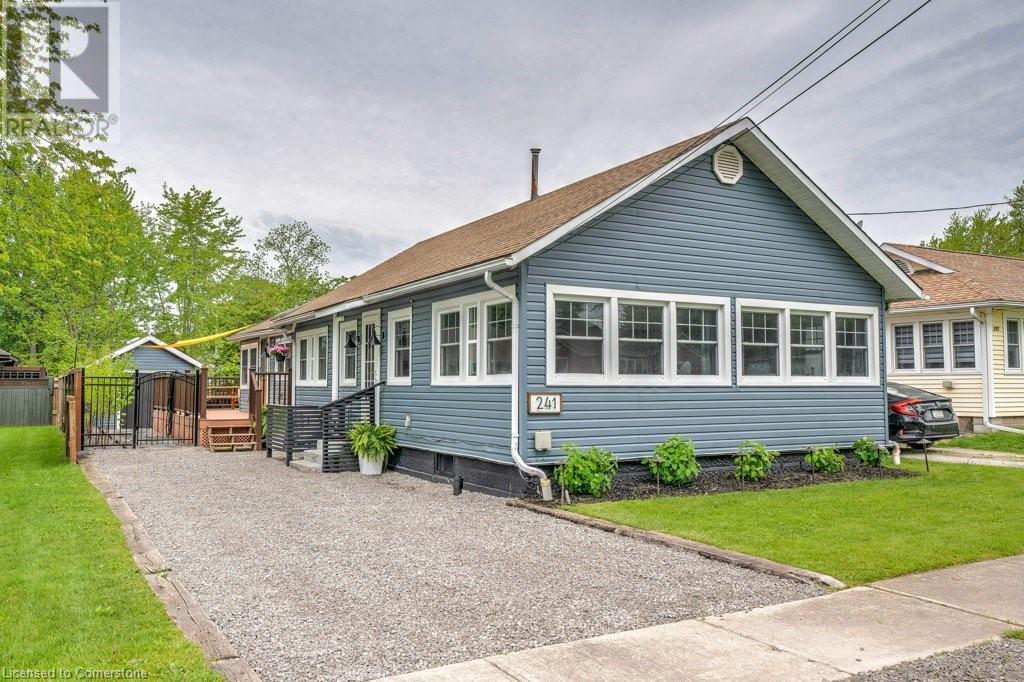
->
left=528, top=393, right=562, bottom=415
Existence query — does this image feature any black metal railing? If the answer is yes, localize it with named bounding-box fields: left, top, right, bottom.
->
left=321, top=382, right=381, bottom=473
left=263, top=381, right=382, bottom=471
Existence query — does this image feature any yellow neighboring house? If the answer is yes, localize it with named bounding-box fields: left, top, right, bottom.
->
left=882, top=243, right=1024, bottom=433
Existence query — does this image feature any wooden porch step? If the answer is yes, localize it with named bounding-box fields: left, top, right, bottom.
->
left=207, top=424, right=257, bottom=452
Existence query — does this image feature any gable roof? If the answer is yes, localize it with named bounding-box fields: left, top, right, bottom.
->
left=231, top=119, right=922, bottom=340
left=110, top=335, right=203, bottom=368
left=884, top=243, right=1024, bottom=310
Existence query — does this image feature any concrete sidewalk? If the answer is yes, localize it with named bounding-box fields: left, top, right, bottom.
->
left=382, top=555, right=1024, bottom=681
left=914, top=447, right=1024, bottom=468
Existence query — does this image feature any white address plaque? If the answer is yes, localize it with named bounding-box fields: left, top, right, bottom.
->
left=527, top=392, right=562, bottom=415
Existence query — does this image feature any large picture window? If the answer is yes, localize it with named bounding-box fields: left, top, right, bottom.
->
left=545, top=285, right=731, bottom=386
left=431, top=287, right=516, bottom=385
left=736, top=298, right=878, bottom=385
left=888, top=318, right=983, bottom=375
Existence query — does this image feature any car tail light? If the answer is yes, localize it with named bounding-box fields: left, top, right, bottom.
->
left=890, top=398, right=922, bottom=416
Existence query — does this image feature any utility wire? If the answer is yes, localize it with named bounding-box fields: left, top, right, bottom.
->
left=849, top=201, right=1011, bottom=216
left=759, top=0, right=935, bottom=125
left=728, top=0, right=893, bottom=123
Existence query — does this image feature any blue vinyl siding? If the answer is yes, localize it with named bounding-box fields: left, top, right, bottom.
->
left=377, top=275, right=517, bottom=463
left=523, top=151, right=887, bottom=463
left=130, top=347, right=196, bottom=372
left=293, top=320, right=332, bottom=406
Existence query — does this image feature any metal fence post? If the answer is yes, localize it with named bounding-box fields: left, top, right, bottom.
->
left=193, top=369, right=202, bottom=446
left=132, top=370, right=140, bottom=449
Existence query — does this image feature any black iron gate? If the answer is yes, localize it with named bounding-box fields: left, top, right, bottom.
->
left=82, top=370, right=201, bottom=448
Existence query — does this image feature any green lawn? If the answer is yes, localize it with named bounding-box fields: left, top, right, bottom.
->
left=569, top=460, right=1024, bottom=585
left=939, top=432, right=1024, bottom=455
left=0, top=426, right=218, bottom=679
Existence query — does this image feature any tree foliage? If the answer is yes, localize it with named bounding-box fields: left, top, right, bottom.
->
left=925, top=181, right=1024, bottom=256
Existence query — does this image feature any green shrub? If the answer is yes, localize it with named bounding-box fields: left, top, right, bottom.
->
left=853, top=436, right=886, bottom=466
left=644, top=436, right=700, bottom=486
left=805, top=445, right=845, bottom=474
left=734, top=439, right=779, bottom=482
left=554, top=442, right=618, bottom=497
left=347, top=422, right=398, bottom=462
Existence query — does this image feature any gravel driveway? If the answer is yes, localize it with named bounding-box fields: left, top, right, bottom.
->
left=91, top=447, right=824, bottom=681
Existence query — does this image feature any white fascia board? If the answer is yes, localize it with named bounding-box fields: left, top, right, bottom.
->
left=112, top=334, right=202, bottom=368
left=734, top=127, right=924, bottom=303
left=880, top=245, right=955, bottom=274
left=889, top=300, right=1024, bottom=315
left=507, top=120, right=754, bottom=266
left=229, top=328, right=287, bottom=343
left=363, top=258, right=511, bottom=304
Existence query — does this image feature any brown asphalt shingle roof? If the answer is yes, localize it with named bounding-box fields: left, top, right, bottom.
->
left=888, top=243, right=1024, bottom=309
left=230, top=123, right=728, bottom=339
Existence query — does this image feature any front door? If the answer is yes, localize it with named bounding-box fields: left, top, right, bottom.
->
left=363, top=311, right=381, bottom=387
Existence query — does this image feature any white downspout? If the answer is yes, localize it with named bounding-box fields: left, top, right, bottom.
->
left=970, top=306, right=1024, bottom=435
left=484, top=270, right=553, bottom=500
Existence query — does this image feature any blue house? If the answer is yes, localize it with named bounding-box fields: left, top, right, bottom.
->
left=110, top=335, right=203, bottom=373
left=230, top=118, right=923, bottom=495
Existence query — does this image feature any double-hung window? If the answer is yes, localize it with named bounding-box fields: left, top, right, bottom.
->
left=676, top=307, right=718, bottom=376
left=922, top=322, right=945, bottom=370
left=836, top=316, right=869, bottom=377
left=295, top=328, right=329, bottom=385
left=952, top=320, right=976, bottom=369
left=741, top=311, right=780, bottom=377
left=736, top=299, right=878, bottom=385
left=554, top=300, right=604, bottom=374
left=487, top=302, right=513, bottom=375
left=338, top=320, right=358, bottom=386
left=240, top=345, right=257, bottom=387
left=387, top=308, right=412, bottom=385
left=432, top=287, right=516, bottom=385
left=546, top=285, right=731, bottom=385
left=893, top=324, right=916, bottom=371
left=790, top=314, right=825, bottom=377
left=618, top=303, right=664, bottom=375
left=1007, top=318, right=1022, bottom=371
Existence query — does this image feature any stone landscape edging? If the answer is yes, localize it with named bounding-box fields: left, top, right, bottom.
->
left=508, top=499, right=846, bottom=589
left=80, top=455, right=262, bottom=682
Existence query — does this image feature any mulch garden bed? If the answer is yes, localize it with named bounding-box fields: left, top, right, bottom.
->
left=534, top=463, right=917, bottom=504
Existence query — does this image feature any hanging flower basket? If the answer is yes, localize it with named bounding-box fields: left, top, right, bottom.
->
left=267, top=343, right=291, bottom=361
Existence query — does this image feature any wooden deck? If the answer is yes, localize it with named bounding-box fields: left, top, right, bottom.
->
left=200, top=409, right=257, bottom=451
left=204, top=408, right=250, bottom=425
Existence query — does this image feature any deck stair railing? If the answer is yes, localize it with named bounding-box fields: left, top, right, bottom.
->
left=206, top=376, right=239, bottom=410
left=264, top=381, right=383, bottom=471
left=320, top=381, right=382, bottom=473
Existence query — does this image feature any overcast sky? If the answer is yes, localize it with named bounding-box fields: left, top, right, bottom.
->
left=108, top=0, right=1024, bottom=277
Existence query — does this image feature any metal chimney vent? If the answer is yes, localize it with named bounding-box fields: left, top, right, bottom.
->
left=713, top=145, right=743, bottom=185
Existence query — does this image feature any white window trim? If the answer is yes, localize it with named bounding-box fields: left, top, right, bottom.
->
left=1005, top=316, right=1023, bottom=374
left=545, top=284, right=732, bottom=387
left=887, top=317, right=982, bottom=376
left=240, top=343, right=257, bottom=387
left=736, top=298, right=879, bottom=387
left=387, top=307, right=413, bottom=386
left=336, top=319, right=358, bottom=388
left=294, top=327, right=329, bottom=386
left=431, top=287, right=516, bottom=386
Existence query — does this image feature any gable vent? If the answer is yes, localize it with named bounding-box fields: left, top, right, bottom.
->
left=713, top=145, right=743, bottom=185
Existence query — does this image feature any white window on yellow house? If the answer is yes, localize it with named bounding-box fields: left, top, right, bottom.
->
left=952, top=320, right=976, bottom=369
left=893, top=324, right=915, bottom=371
left=1007, top=319, right=1022, bottom=371
left=922, top=322, right=945, bottom=370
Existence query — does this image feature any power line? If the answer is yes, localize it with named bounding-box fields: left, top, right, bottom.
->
left=849, top=201, right=1011, bottom=216
left=758, top=0, right=935, bottom=125
left=728, top=0, right=893, bottom=123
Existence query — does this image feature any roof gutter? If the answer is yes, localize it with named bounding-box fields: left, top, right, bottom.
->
left=364, top=258, right=510, bottom=303
left=483, top=269, right=553, bottom=501
left=892, top=301, right=1024, bottom=315
left=970, top=307, right=1024, bottom=435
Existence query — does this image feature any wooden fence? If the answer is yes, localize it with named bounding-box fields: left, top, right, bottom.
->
left=0, top=367, right=53, bottom=427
